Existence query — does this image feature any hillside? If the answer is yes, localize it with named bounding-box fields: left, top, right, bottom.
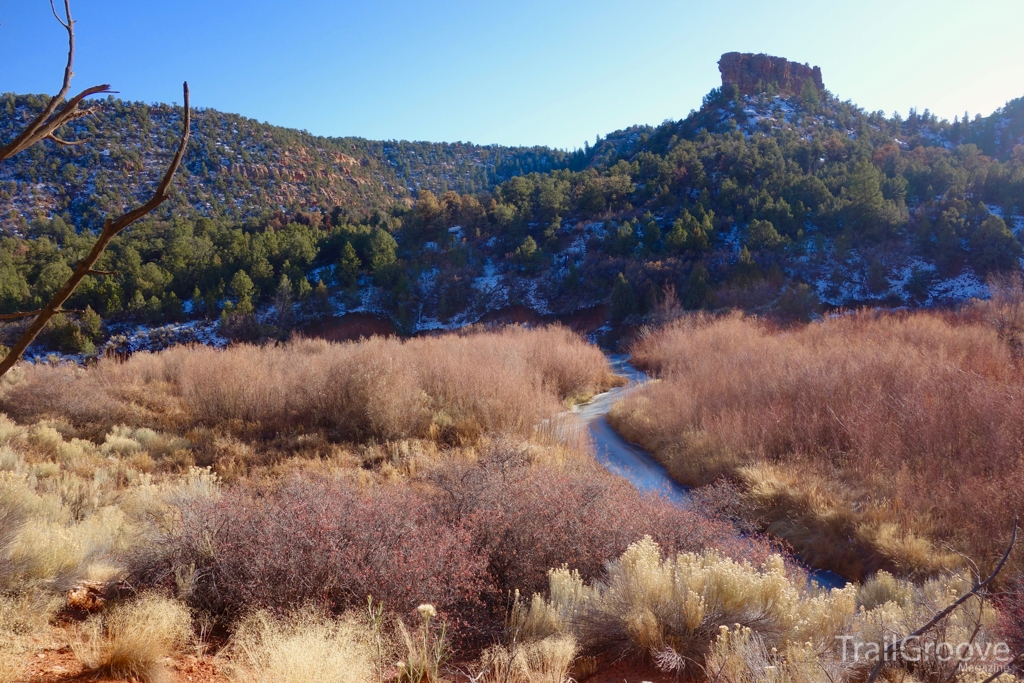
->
left=2, top=52, right=1024, bottom=353
left=0, top=92, right=573, bottom=231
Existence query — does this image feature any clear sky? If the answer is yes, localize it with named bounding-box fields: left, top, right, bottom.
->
left=2, top=0, right=1023, bottom=150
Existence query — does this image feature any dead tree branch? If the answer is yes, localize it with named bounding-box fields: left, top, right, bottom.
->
left=0, top=308, right=84, bottom=321
left=0, top=83, right=191, bottom=378
left=0, top=0, right=111, bottom=161
left=865, top=520, right=1018, bottom=683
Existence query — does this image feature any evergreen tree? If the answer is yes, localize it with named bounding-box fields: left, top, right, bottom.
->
left=230, top=270, right=256, bottom=316
left=369, top=228, right=398, bottom=272
left=664, top=217, right=689, bottom=253
left=337, top=242, right=362, bottom=288
left=747, top=219, right=786, bottom=251
left=312, top=279, right=333, bottom=319
left=274, top=274, right=294, bottom=328
left=610, top=272, right=637, bottom=322
left=684, top=263, right=711, bottom=309
left=970, top=215, right=1022, bottom=275
left=641, top=220, right=661, bottom=252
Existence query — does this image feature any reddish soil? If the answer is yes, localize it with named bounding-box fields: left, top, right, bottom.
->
left=554, top=304, right=609, bottom=335
left=20, top=646, right=230, bottom=683
left=477, top=305, right=547, bottom=327
left=304, top=305, right=611, bottom=345
left=303, top=312, right=398, bottom=342
left=581, top=658, right=680, bottom=683
left=19, top=638, right=672, bottom=683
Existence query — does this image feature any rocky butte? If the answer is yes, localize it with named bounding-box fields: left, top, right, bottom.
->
left=718, top=52, right=824, bottom=97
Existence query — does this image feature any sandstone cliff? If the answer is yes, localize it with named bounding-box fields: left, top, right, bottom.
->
left=719, top=52, right=823, bottom=97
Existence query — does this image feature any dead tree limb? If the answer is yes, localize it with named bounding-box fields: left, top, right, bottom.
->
left=0, top=83, right=191, bottom=378
left=865, top=520, right=1018, bottom=683
left=0, top=308, right=84, bottom=321
left=0, top=0, right=111, bottom=162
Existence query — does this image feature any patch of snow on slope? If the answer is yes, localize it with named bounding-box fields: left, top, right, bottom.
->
left=523, top=278, right=552, bottom=315
left=103, top=319, right=228, bottom=354
left=930, top=269, right=988, bottom=301
left=473, top=260, right=509, bottom=309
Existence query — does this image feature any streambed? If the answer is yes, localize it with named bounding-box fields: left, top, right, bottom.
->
left=574, top=354, right=847, bottom=590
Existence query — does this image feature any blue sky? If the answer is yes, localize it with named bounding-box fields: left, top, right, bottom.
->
left=2, top=0, right=1023, bottom=150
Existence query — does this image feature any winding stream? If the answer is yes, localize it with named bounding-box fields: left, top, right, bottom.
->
left=574, top=354, right=847, bottom=590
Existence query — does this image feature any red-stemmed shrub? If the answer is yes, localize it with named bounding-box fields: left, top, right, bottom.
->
left=429, top=444, right=775, bottom=598
left=130, top=477, right=491, bottom=636
left=131, top=446, right=776, bottom=649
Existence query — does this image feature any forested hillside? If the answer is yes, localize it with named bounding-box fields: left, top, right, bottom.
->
left=0, top=92, right=572, bottom=231
left=2, top=55, right=1024, bottom=353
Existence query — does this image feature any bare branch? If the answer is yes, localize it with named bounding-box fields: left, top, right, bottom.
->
left=0, top=309, right=46, bottom=321
left=0, top=83, right=191, bottom=378
left=49, top=0, right=70, bottom=30
left=46, top=133, right=86, bottom=147
left=0, top=308, right=84, bottom=321
left=86, top=270, right=116, bottom=276
left=0, top=0, right=110, bottom=162
left=865, top=520, right=1018, bottom=683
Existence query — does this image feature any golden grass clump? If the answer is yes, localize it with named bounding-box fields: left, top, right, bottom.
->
left=511, top=538, right=1007, bottom=680
left=221, top=608, right=376, bottom=683
left=476, top=635, right=578, bottom=683
left=610, top=310, right=1024, bottom=579
left=72, top=593, right=193, bottom=683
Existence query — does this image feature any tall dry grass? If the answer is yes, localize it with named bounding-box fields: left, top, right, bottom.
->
left=1, top=326, right=614, bottom=447
left=610, top=310, right=1024, bottom=580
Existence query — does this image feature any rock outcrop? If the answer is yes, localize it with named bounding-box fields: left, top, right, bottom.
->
left=719, top=52, right=823, bottom=97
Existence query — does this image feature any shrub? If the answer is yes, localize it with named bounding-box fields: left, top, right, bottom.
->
left=131, top=447, right=769, bottom=648
left=519, top=538, right=1005, bottom=680
left=612, top=310, right=1024, bottom=579
left=72, top=593, right=193, bottom=683
left=428, top=444, right=770, bottom=600
left=130, top=476, right=491, bottom=632
left=1, top=325, right=613, bottom=447
left=0, top=471, right=119, bottom=591
left=221, top=608, right=375, bottom=683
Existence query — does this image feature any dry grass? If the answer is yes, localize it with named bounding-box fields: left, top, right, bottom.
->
left=476, top=635, right=578, bottom=683
left=220, top=608, right=376, bottom=683
left=1, top=326, right=614, bottom=450
left=72, top=593, right=193, bottom=682
left=396, top=605, right=450, bottom=683
left=610, top=310, right=1024, bottom=579
left=517, top=537, right=1008, bottom=681
left=0, top=593, right=62, bottom=683
left=0, top=410, right=219, bottom=595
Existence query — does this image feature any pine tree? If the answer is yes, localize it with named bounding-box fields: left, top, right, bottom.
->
left=337, top=241, right=362, bottom=288
left=747, top=219, right=786, bottom=251
left=664, top=218, right=689, bottom=253
left=190, top=286, right=203, bottom=317
left=610, top=273, right=637, bottom=321
left=230, top=270, right=256, bottom=316
left=684, top=263, right=711, bottom=309
left=312, top=279, right=333, bottom=319
left=274, top=274, right=294, bottom=328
